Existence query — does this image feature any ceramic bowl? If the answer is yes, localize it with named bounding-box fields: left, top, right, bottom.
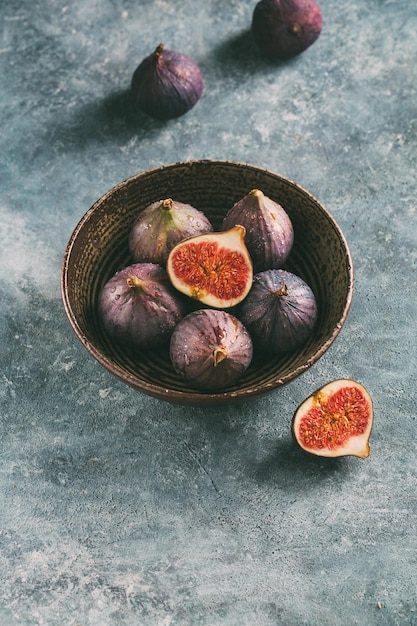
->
left=61, top=160, right=353, bottom=406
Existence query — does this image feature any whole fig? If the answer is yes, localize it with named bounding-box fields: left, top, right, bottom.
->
left=237, top=269, right=317, bottom=354
left=99, top=263, right=187, bottom=350
left=131, top=43, right=203, bottom=120
left=169, top=309, right=253, bottom=390
left=251, top=0, right=322, bottom=60
left=129, top=198, right=213, bottom=267
left=221, top=189, right=294, bottom=273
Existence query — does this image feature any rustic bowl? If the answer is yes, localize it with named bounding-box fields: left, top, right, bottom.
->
left=61, top=160, right=353, bottom=406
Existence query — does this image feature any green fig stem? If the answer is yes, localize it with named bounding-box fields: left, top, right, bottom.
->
left=249, top=188, right=264, bottom=199
left=213, top=347, right=228, bottom=367
left=126, top=275, right=143, bottom=290
left=161, top=198, right=173, bottom=211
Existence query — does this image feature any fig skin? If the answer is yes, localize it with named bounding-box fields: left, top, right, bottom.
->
left=236, top=269, right=318, bottom=354
left=167, top=225, right=253, bottom=309
left=221, top=189, right=294, bottom=273
left=292, top=379, right=374, bottom=458
left=169, top=309, right=253, bottom=390
left=251, top=0, right=323, bottom=60
left=129, top=198, right=213, bottom=267
left=131, top=43, right=204, bottom=120
left=98, top=263, right=187, bottom=350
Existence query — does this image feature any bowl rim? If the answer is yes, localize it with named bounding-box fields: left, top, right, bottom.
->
left=61, top=159, right=354, bottom=405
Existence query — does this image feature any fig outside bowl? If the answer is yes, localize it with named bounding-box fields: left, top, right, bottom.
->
left=61, top=160, right=354, bottom=406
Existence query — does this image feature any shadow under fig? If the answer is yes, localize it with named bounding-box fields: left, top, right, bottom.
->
left=46, top=88, right=168, bottom=154
left=204, top=29, right=294, bottom=78
left=252, top=436, right=351, bottom=490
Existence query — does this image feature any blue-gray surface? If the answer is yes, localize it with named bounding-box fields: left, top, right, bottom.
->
left=1, top=1, right=416, bottom=624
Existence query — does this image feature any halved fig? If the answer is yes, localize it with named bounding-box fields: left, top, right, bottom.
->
left=166, top=225, right=253, bottom=308
left=292, top=379, right=374, bottom=458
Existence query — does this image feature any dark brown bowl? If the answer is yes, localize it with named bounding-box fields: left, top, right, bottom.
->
left=61, top=160, right=353, bottom=406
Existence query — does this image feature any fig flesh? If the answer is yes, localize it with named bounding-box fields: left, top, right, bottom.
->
left=292, top=379, right=374, bottom=458
left=167, top=225, right=253, bottom=309
left=129, top=198, right=213, bottom=267
left=251, top=0, right=323, bottom=60
left=169, top=309, right=253, bottom=390
left=237, top=269, right=317, bottom=354
left=131, top=43, right=203, bottom=120
left=99, top=263, right=187, bottom=350
left=221, top=189, right=294, bottom=273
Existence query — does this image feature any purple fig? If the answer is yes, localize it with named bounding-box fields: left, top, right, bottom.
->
left=129, top=197, right=213, bottom=267
left=99, top=263, right=187, bottom=350
left=251, top=0, right=323, bottom=60
left=131, top=43, right=204, bottom=120
left=237, top=269, right=318, bottom=354
left=221, top=189, right=294, bottom=273
left=169, top=309, right=253, bottom=390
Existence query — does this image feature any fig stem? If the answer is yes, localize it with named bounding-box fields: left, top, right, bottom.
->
left=161, top=198, right=173, bottom=211
left=275, top=281, right=289, bottom=297
left=213, top=347, right=228, bottom=367
left=126, top=274, right=143, bottom=290
left=154, top=43, right=164, bottom=58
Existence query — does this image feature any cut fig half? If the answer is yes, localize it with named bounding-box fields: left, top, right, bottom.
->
left=167, top=225, right=253, bottom=308
left=292, top=379, right=374, bottom=458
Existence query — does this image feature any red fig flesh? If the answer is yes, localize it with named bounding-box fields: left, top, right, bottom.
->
left=169, top=309, right=253, bottom=390
left=167, top=225, right=253, bottom=309
left=292, top=379, right=374, bottom=458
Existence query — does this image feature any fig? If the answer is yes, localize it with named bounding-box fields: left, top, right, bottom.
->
left=221, top=189, right=294, bottom=273
left=166, top=225, right=253, bottom=309
left=131, top=43, right=204, bottom=120
left=99, top=263, right=187, bottom=350
left=292, top=379, right=374, bottom=458
left=169, top=309, right=253, bottom=390
left=251, top=0, right=323, bottom=60
left=129, top=198, right=213, bottom=267
left=237, top=269, right=317, bottom=354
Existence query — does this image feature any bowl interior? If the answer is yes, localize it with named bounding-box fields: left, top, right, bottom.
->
left=61, top=160, right=353, bottom=405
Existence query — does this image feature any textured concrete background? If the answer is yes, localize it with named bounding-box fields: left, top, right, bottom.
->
left=1, top=1, right=416, bottom=624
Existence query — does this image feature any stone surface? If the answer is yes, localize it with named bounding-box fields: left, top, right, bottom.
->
left=1, top=1, right=416, bottom=624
